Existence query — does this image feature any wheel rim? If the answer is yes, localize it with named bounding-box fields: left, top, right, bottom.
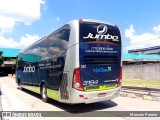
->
left=42, top=85, right=46, bottom=99
left=19, top=82, right=22, bottom=90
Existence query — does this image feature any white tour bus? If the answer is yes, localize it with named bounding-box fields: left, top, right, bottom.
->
left=16, top=19, right=122, bottom=104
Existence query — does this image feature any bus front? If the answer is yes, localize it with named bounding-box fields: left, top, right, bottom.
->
left=71, top=20, right=122, bottom=104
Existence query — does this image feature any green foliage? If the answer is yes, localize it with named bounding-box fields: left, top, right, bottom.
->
left=0, top=56, right=3, bottom=60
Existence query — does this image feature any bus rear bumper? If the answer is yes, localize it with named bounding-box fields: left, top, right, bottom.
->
left=70, top=86, right=121, bottom=104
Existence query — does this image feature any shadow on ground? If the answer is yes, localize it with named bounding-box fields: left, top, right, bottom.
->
left=19, top=88, right=118, bottom=114
left=0, top=74, right=7, bottom=77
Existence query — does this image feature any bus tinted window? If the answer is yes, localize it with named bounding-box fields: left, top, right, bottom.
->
left=24, top=24, right=70, bottom=61
left=79, top=22, right=121, bottom=45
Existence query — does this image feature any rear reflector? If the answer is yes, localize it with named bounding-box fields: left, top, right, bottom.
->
left=79, top=95, right=84, bottom=98
left=84, top=97, right=88, bottom=99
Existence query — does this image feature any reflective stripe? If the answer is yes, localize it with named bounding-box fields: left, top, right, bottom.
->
left=84, top=84, right=118, bottom=92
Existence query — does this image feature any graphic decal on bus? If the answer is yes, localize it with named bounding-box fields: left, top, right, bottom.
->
left=83, top=80, right=99, bottom=86
left=85, top=46, right=118, bottom=53
left=23, top=65, right=35, bottom=73
left=39, top=64, right=62, bottom=69
left=83, top=24, right=119, bottom=41
left=97, top=24, right=108, bottom=34
left=93, top=67, right=111, bottom=73
left=79, top=43, right=121, bottom=86
left=79, top=22, right=121, bottom=90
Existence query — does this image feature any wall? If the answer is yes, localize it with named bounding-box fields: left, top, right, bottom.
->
left=123, top=62, right=160, bottom=80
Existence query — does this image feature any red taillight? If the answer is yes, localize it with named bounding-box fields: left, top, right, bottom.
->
left=118, top=66, right=122, bottom=87
left=72, top=68, right=84, bottom=91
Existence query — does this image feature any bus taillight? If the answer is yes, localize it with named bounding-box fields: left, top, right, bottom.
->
left=72, top=68, right=84, bottom=91
left=118, top=66, right=122, bottom=87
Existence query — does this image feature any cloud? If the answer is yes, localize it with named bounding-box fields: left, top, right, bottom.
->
left=0, top=0, right=45, bottom=34
left=153, top=25, right=160, bottom=33
left=56, top=17, right=60, bottom=21
left=0, top=16, right=16, bottom=33
left=124, top=24, right=160, bottom=52
left=20, top=34, right=40, bottom=48
left=125, top=24, right=135, bottom=38
left=0, top=35, right=19, bottom=48
left=0, top=34, right=40, bottom=48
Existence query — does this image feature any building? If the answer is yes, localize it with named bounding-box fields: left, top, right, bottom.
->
left=123, top=53, right=160, bottom=65
left=128, top=45, right=160, bottom=54
left=0, top=48, right=20, bottom=75
left=123, top=53, right=160, bottom=80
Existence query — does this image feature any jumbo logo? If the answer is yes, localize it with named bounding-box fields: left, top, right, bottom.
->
left=23, top=65, right=35, bottom=73
left=93, top=67, right=111, bottom=73
left=83, top=24, right=119, bottom=41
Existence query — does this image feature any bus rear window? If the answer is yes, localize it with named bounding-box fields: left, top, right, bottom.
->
left=79, top=22, right=121, bottom=45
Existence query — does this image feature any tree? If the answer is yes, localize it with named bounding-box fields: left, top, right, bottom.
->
left=0, top=51, right=2, bottom=55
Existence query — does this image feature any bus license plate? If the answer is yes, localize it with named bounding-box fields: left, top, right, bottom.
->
left=98, top=93, right=107, bottom=97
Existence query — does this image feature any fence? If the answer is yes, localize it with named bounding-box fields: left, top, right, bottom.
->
left=123, top=62, right=160, bottom=80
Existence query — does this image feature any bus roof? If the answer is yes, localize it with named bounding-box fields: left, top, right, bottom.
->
left=79, top=19, right=116, bottom=26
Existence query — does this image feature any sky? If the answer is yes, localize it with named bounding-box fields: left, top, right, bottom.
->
left=0, top=0, right=160, bottom=53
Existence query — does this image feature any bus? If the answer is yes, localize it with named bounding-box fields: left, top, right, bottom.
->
left=16, top=19, right=122, bottom=104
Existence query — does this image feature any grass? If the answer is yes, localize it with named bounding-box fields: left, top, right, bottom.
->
left=122, top=79, right=160, bottom=88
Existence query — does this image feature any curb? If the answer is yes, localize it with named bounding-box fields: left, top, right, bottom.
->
left=120, top=86, right=160, bottom=102
left=122, top=86, right=160, bottom=91
left=0, top=89, right=3, bottom=112
left=120, top=92, right=160, bottom=102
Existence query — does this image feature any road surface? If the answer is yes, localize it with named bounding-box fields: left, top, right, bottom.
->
left=0, top=77, right=160, bottom=120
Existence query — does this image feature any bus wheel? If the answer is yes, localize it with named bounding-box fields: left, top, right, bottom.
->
left=41, top=84, right=48, bottom=102
left=18, top=80, right=23, bottom=91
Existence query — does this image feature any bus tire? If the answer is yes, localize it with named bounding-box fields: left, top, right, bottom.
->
left=18, top=79, right=23, bottom=91
left=41, top=84, right=48, bottom=102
